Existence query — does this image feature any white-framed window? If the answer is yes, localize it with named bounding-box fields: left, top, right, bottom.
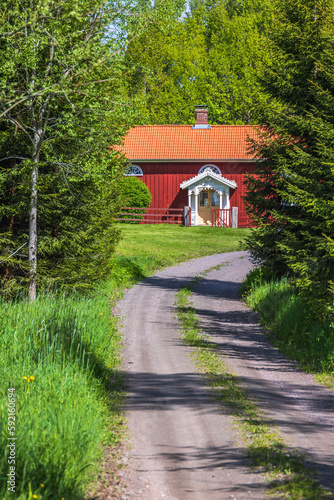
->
left=198, top=164, right=222, bottom=176
left=200, top=191, right=209, bottom=207
left=211, top=190, right=220, bottom=206
left=124, top=164, right=143, bottom=176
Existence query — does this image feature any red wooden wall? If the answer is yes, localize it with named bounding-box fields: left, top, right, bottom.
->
left=136, top=161, right=255, bottom=227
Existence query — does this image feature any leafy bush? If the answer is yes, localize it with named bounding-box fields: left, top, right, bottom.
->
left=120, top=176, right=151, bottom=222
left=120, top=176, right=151, bottom=208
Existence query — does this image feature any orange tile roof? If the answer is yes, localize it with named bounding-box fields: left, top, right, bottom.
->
left=120, top=125, right=259, bottom=161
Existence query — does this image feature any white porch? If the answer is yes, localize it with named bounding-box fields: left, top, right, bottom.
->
left=180, top=171, right=237, bottom=226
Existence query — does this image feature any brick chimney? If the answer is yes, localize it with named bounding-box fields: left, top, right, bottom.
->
left=192, top=105, right=211, bottom=129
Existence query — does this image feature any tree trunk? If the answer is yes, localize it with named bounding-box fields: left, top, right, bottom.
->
left=27, top=93, right=51, bottom=300
left=28, top=148, right=39, bottom=301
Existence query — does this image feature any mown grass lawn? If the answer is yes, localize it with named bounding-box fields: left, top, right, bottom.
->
left=112, top=224, right=251, bottom=282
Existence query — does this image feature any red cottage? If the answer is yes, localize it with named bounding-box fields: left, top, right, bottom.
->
left=120, top=106, right=258, bottom=227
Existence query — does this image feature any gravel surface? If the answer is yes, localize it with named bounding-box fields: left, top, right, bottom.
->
left=116, top=251, right=334, bottom=500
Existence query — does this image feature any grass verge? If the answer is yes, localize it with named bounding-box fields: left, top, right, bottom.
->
left=0, top=288, right=124, bottom=500
left=175, top=286, right=332, bottom=499
left=240, top=268, right=334, bottom=389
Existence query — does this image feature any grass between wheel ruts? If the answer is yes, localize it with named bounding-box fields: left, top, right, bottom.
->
left=175, top=285, right=332, bottom=500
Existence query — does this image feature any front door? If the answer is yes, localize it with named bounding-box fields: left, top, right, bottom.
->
left=198, top=189, right=219, bottom=225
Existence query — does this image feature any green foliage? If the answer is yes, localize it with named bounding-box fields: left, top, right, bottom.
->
left=124, top=0, right=273, bottom=124
left=191, top=0, right=273, bottom=124
left=0, top=289, right=123, bottom=499
left=121, top=175, right=151, bottom=207
left=0, top=151, right=125, bottom=297
left=244, top=0, right=334, bottom=319
left=119, top=175, right=152, bottom=223
left=243, top=226, right=288, bottom=277
left=0, top=0, right=146, bottom=296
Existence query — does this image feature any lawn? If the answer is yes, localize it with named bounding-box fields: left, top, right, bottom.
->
left=112, top=224, right=250, bottom=282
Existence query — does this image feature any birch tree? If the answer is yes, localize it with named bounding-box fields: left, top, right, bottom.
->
left=0, top=0, right=137, bottom=300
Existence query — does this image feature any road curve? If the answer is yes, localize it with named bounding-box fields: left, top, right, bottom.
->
left=116, top=251, right=334, bottom=500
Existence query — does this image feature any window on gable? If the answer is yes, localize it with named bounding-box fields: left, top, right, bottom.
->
left=198, top=164, right=222, bottom=176
left=124, top=164, right=143, bottom=176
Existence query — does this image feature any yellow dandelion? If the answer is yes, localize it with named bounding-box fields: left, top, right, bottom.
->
left=30, top=376, right=35, bottom=380
left=27, top=378, right=32, bottom=383
left=23, top=376, right=28, bottom=380
left=40, top=484, right=44, bottom=488
left=33, top=495, right=38, bottom=499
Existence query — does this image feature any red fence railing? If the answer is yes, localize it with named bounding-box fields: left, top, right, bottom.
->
left=238, top=214, right=255, bottom=228
left=116, top=207, right=184, bottom=224
left=211, top=209, right=231, bottom=227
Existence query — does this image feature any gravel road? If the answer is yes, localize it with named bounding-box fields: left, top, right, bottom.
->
left=116, top=251, right=334, bottom=500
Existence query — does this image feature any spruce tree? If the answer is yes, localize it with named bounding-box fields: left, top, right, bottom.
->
left=244, top=0, right=334, bottom=318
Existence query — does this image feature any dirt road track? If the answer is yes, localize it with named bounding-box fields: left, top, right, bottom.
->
left=116, top=251, right=334, bottom=500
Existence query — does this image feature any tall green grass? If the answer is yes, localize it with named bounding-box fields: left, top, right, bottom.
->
left=241, top=269, right=334, bottom=377
left=0, top=290, right=123, bottom=500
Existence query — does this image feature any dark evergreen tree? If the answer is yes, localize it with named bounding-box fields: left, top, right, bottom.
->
left=0, top=122, right=126, bottom=297
left=244, top=0, right=334, bottom=318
